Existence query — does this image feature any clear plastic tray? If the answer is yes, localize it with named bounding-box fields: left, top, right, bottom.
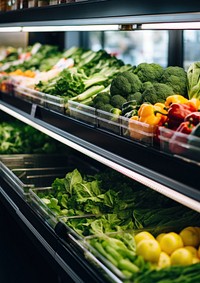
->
left=13, top=84, right=66, bottom=113
left=0, top=154, right=70, bottom=169
left=58, top=214, right=103, bottom=238
left=14, top=84, right=46, bottom=106
left=97, top=109, right=121, bottom=135
left=0, top=78, right=14, bottom=95
left=0, top=154, right=72, bottom=196
left=45, top=92, right=65, bottom=113
left=81, top=231, right=137, bottom=281
left=29, top=187, right=61, bottom=221
left=68, top=100, right=96, bottom=126
left=121, top=116, right=157, bottom=145
left=158, top=126, right=200, bottom=163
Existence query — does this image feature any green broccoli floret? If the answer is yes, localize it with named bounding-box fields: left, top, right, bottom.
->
left=133, top=62, right=164, bottom=83
left=110, top=70, right=142, bottom=98
left=100, top=104, right=114, bottom=112
left=127, top=92, right=143, bottom=105
left=141, top=81, right=154, bottom=92
left=142, top=82, right=174, bottom=104
left=110, top=95, right=127, bottom=109
left=93, top=91, right=111, bottom=106
left=160, top=66, right=188, bottom=97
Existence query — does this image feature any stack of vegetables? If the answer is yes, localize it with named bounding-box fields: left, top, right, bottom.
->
left=87, top=227, right=200, bottom=282
left=35, top=47, right=130, bottom=105
left=0, top=43, right=61, bottom=73
left=1, top=43, right=200, bottom=158
left=33, top=167, right=200, bottom=282
left=91, top=63, right=188, bottom=115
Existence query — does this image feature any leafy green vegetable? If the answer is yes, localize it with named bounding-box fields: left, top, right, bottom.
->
left=36, top=167, right=200, bottom=237
left=187, top=61, right=200, bottom=99
left=6, top=44, right=60, bottom=72
left=134, top=263, right=200, bottom=283
left=0, top=120, right=63, bottom=154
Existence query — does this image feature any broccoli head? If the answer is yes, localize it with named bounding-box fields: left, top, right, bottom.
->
left=110, top=70, right=142, bottom=98
left=133, top=62, right=164, bottom=83
left=142, top=82, right=174, bottom=104
left=160, top=66, right=188, bottom=97
left=127, top=92, right=143, bottom=105
left=110, top=95, right=127, bottom=109
left=93, top=91, right=110, bottom=105
left=100, top=104, right=114, bottom=112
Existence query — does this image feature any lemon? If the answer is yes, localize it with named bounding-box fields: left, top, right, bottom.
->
left=136, top=239, right=161, bottom=263
left=180, top=226, right=200, bottom=247
left=184, top=246, right=198, bottom=258
left=192, top=257, right=200, bottom=264
left=158, top=251, right=171, bottom=268
left=160, top=232, right=183, bottom=255
left=156, top=233, right=166, bottom=244
left=171, top=248, right=193, bottom=266
left=197, top=245, right=200, bottom=259
left=134, top=231, right=155, bottom=245
left=194, top=227, right=200, bottom=239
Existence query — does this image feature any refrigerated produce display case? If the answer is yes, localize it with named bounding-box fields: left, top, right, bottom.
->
left=0, top=1, right=200, bottom=283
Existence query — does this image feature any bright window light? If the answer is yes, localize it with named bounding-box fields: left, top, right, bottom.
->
left=0, top=27, right=22, bottom=32
left=142, top=22, right=200, bottom=30
left=22, top=25, right=119, bottom=32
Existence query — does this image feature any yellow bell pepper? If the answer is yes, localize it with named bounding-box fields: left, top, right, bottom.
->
left=165, top=95, right=188, bottom=106
left=128, top=103, right=167, bottom=141
left=185, top=98, right=200, bottom=111
left=138, top=102, right=168, bottom=126
left=128, top=115, right=154, bottom=141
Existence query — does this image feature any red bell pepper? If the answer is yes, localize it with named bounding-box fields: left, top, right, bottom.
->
left=166, top=103, right=197, bottom=130
left=169, top=120, right=195, bottom=154
left=184, top=112, right=200, bottom=125
left=169, top=119, right=195, bottom=154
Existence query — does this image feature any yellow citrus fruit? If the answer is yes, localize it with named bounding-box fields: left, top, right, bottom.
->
left=184, top=246, right=198, bottom=258
left=171, top=248, right=193, bottom=266
left=158, top=251, right=171, bottom=268
left=197, top=246, right=200, bottom=259
left=156, top=233, right=166, bottom=244
left=194, top=227, right=200, bottom=239
left=136, top=239, right=161, bottom=263
left=193, top=257, right=200, bottom=264
left=160, top=232, right=183, bottom=255
left=180, top=226, right=200, bottom=247
left=135, top=231, right=155, bottom=245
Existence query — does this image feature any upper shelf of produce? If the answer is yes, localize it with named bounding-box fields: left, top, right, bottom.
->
left=1, top=0, right=200, bottom=26
left=1, top=94, right=200, bottom=213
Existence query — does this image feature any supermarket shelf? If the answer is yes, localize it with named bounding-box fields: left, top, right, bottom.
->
left=0, top=0, right=200, bottom=27
left=0, top=94, right=200, bottom=212
left=0, top=177, right=107, bottom=283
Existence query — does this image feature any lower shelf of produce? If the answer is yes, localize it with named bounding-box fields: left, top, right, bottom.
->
left=1, top=153, right=200, bottom=283
left=0, top=177, right=109, bottom=283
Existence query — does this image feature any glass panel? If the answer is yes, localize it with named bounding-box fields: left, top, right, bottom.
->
left=88, top=30, right=169, bottom=67
left=184, top=30, right=200, bottom=70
